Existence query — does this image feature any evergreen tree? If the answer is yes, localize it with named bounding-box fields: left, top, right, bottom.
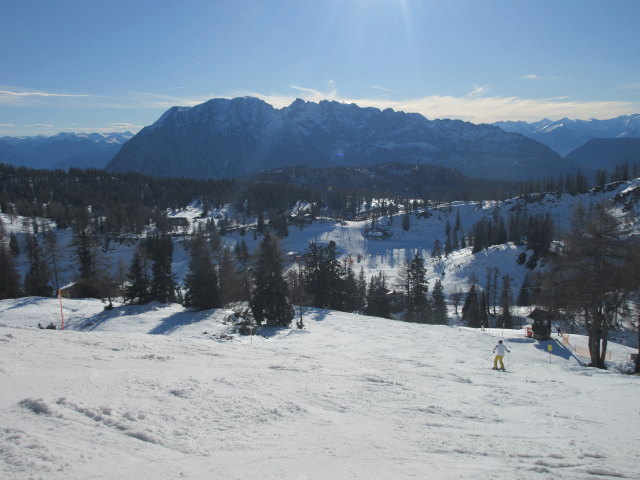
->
left=431, top=278, right=447, bottom=325
left=183, top=234, right=219, bottom=310
left=499, top=275, right=513, bottom=328
left=444, top=232, right=454, bottom=256
left=450, top=287, right=463, bottom=316
left=218, top=246, right=242, bottom=305
left=9, top=231, right=19, bottom=256
left=402, top=212, right=410, bottom=232
left=148, top=234, right=177, bottom=303
left=71, top=227, right=102, bottom=297
left=353, top=267, right=368, bottom=314
left=517, top=273, right=532, bottom=306
left=250, top=233, right=294, bottom=327
left=480, top=291, right=489, bottom=328
left=404, top=252, right=431, bottom=323
left=461, top=282, right=482, bottom=328
left=303, top=240, right=345, bottom=310
left=124, top=249, right=150, bottom=304
left=0, top=219, right=20, bottom=299
left=23, top=233, right=52, bottom=297
left=341, top=263, right=360, bottom=313
left=42, top=227, right=61, bottom=292
left=365, top=271, right=391, bottom=319
left=432, top=239, right=442, bottom=258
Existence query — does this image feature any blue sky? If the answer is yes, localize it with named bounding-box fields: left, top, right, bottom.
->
left=1, top=0, right=639, bottom=136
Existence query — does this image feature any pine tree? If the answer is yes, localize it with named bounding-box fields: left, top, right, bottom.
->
left=218, top=247, right=242, bottom=305
left=517, top=274, right=532, bottom=306
left=402, top=212, right=410, bottom=232
left=431, top=278, right=447, bottom=325
left=72, top=227, right=100, bottom=297
left=354, top=267, right=368, bottom=314
left=0, top=219, right=20, bottom=299
left=124, top=249, right=150, bottom=304
left=365, top=271, right=391, bottom=319
left=341, top=263, right=360, bottom=313
left=303, top=240, right=345, bottom=310
left=250, top=233, right=294, bottom=327
left=24, top=233, right=52, bottom=297
left=462, top=282, right=482, bottom=328
left=444, top=232, right=454, bottom=256
left=432, top=239, right=442, bottom=258
left=9, top=231, right=19, bottom=256
left=148, top=234, right=177, bottom=304
left=183, top=234, right=219, bottom=310
left=404, top=252, right=431, bottom=323
left=498, top=275, right=513, bottom=328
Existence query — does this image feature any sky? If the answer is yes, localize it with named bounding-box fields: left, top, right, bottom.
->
left=1, top=0, right=640, bottom=136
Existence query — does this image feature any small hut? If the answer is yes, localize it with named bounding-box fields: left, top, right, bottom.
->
left=527, top=308, right=552, bottom=340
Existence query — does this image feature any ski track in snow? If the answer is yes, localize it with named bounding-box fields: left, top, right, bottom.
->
left=1, top=299, right=639, bottom=479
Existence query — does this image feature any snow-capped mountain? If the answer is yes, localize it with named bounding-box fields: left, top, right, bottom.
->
left=494, top=114, right=640, bottom=156
left=107, top=97, right=575, bottom=181
left=0, top=131, right=133, bottom=170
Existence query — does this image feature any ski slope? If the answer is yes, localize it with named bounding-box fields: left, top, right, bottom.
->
left=1, top=298, right=638, bottom=479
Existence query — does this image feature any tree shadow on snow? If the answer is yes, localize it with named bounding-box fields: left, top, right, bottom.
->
left=506, top=338, right=536, bottom=344
left=77, top=303, right=180, bottom=332
left=534, top=338, right=577, bottom=361
left=148, top=309, right=214, bottom=335
left=305, top=308, right=330, bottom=323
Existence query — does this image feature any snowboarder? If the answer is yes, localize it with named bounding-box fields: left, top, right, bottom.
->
left=492, top=340, right=510, bottom=370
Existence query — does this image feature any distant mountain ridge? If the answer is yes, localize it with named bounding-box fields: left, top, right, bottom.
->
left=564, top=138, right=640, bottom=172
left=494, top=114, right=640, bottom=156
left=0, top=132, right=133, bottom=170
left=107, top=97, right=576, bottom=181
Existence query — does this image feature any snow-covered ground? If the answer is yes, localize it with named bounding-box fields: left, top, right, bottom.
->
left=1, top=298, right=638, bottom=479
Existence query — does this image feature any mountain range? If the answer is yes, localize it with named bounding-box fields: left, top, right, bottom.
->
left=106, top=97, right=573, bottom=182
left=493, top=114, right=640, bottom=156
left=0, top=132, right=133, bottom=170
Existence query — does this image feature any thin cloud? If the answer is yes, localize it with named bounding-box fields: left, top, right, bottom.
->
left=236, top=85, right=640, bottom=123
left=466, top=85, right=488, bottom=98
left=619, top=82, right=640, bottom=90
left=522, top=74, right=539, bottom=80
left=0, top=123, right=15, bottom=127
left=27, top=124, right=54, bottom=128
left=371, top=85, right=395, bottom=93
left=0, top=86, right=92, bottom=107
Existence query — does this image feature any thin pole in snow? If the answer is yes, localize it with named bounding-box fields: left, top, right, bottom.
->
left=58, top=289, right=65, bottom=330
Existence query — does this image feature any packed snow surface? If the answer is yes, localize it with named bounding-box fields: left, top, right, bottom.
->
left=1, top=298, right=638, bottom=479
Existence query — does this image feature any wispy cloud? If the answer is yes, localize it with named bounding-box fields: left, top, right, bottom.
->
left=370, top=85, right=395, bottom=93
left=521, top=74, right=567, bottom=81
left=0, top=89, right=89, bottom=98
left=238, top=84, right=640, bottom=123
left=466, top=85, right=488, bottom=98
left=0, top=123, right=15, bottom=127
left=26, top=124, right=54, bottom=128
left=619, top=82, right=640, bottom=90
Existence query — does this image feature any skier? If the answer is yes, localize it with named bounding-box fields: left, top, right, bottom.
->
left=492, top=340, right=510, bottom=370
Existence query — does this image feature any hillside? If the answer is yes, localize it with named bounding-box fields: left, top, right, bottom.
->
left=0, top=298, right=637, bottom=479
left=564, top=138, right=640, bottom=172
